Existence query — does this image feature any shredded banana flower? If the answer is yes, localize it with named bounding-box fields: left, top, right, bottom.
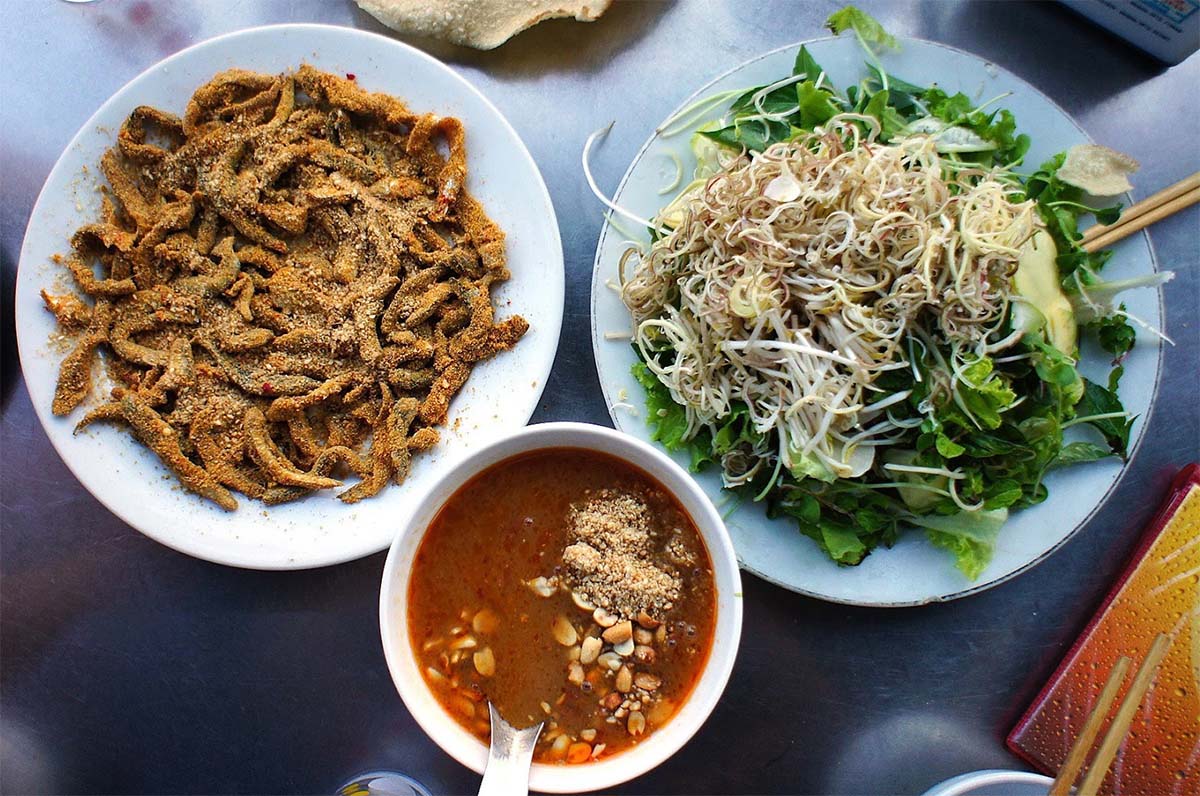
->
left=621, top=115, right=1039, bottom=485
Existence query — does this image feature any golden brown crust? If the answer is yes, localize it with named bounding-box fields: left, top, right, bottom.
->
left=43, top=66, right=528, bottom=509
left=243, top=407, right=342, bottom=490
left=190, top=401, right=266, bottom=499
left=51, top=299, right=112, bottom=416
left=80, top=392, right=239, bottom=511
left=40, top=290, right=92, bottom=330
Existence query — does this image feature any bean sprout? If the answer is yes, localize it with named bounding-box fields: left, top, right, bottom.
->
left=621, top=115, right=1039, bottom=484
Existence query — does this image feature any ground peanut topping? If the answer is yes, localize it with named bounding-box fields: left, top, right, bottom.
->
left=561, top=489, right=681, bottom=620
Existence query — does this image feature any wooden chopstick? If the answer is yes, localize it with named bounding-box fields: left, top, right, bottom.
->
left=1081, top=171, right=1200, bottom=253
left=1046, top=655, right=1132, bottom=796
left=1082, top=171, right=1200, bottom=243
left=1077, top=633, right=1173, bottom=796
left=1083, top=187, right=1200, bottom=252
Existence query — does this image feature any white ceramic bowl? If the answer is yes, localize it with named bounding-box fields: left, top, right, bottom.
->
left=378, top=422, right=743, bottom=793
left=921, top=769, right=1053, bottom=796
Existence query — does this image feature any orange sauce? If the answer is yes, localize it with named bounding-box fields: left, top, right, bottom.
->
left=407, top=448, right=716, bottom=764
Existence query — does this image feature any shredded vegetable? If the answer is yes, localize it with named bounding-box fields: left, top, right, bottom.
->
left=604, top=7, right=1170, bottom=579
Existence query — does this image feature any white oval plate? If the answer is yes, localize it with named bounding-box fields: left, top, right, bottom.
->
left=16, top=25, right=564, bottom=570
left=591, top=37, right=1163, bottom=606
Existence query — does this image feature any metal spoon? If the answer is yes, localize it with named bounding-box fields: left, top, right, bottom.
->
left=477, top=703, right=543, bottom=796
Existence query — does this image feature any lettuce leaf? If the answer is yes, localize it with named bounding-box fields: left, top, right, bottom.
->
left=925, top=531, right=993, bottom=580
left=632, top=360, right=713, bottom=472
left=909, top=509, right=1007, bottom=579
left=826, top=6, right=898, bottom=55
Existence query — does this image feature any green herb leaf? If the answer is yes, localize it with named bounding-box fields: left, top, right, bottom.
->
left=935, top=432, right=966, bottom=459
left=697, top=125, right=743, bottom=151
left=861, top=88, right=910, bottom=139
left=1076, top=377, right=1134, bottom=458
left=1052, top=441, right=1113, bottom=468
left=923, top=88, right=975, bottom=124
left=698, top=118, right=788, bottom=153
left=1030, top=338, right=1082, bottom=389
left=1089, top=311, right=1136, bottom=359
left=982, top=479, right=1024, bottom=510
left=865, top=63, right=927, bottom=96
left=826, top=6, right=899, bottom=54
left=793, top=45, right=825, bottom=81
left=796, top=81, right=838, bottom=129
left=688, top=429, right=715, bottom=472
left=784, top=493, right=821, bottom=524
left=1107, top=364, right=1124, bottom=393
left=1094, top=204, right=1122, bottom=225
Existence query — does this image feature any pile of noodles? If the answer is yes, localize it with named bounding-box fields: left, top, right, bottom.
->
left=621, top=115, right=1039, bottom=487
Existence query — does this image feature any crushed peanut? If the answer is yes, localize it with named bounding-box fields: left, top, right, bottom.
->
left=561, top=489, right=681, bottom=620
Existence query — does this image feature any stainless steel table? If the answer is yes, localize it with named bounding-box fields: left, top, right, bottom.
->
left=2, top=1, right=1197, bottom=794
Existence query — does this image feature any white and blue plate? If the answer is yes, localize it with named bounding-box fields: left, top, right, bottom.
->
left=590, top=36, right=1163, bottom=606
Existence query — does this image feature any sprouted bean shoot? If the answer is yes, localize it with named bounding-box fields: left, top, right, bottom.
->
left=621, top=114, right=1038, bottom=491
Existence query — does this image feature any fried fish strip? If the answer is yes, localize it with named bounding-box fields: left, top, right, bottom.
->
left=264, top=372, right=358, bottom=421
left=408, top=427, right=439, bottom=452
left=138, top=337, right=196, bottom=406
left=100, top=150, right=155, bottom=231
left=219, top=328, right=275, bottom=353
left=175, top=237, right=243, bottom=296
left=81, top=392, right=238, bottom=511
left=196, top=140, right=288, bottom=253
left=65, top=253, right=136, bottom=297
left=351, top=276, right=399, bottom=363
left=387, top=367, right=433, bottom=390
left=198, top=339, right=318, bottom=396
left=339, top=392, right=406, bottom=504
left=420, top=362, right=469, bottom=426
left=183, top=69, right=279, bottom=136
left=461, top=316, right=531, bottom=364
left=109, top=291, right=198, bottom=367
left=262, top=445, right=371, bottom=505
left=386, top=397, right=421, bottom=485
left=190, top=402, right=266, bottom=499
left=271, top=328, right=329, bottom=352
left=294, top=64, right=417, bottom=130
left=40, top=290, right=92, bottom=330
left=52, top=299, right=112, bottom=416
left=243, top=407, right=341, bottom=490
left=285, top=413, right=322, bottom=465
left=227, top=274, right=255, bottom=322
left=118, top=105, right=185, bottom=165
left=44, top=66, right=527, bottom=510
left=455, top=191, right=508, bottom=274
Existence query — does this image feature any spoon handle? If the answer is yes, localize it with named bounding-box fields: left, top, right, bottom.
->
left=478, top=704, right=541, bottom=796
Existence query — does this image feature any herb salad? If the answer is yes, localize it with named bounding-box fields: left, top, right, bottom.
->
left=611, top=8, right=1170, bottom=579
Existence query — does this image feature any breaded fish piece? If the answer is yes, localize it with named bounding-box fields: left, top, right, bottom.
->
left=43, top=66, right=528, bottom=510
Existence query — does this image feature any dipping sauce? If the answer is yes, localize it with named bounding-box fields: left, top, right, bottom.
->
left=407, top=448, right=716, bottom=764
